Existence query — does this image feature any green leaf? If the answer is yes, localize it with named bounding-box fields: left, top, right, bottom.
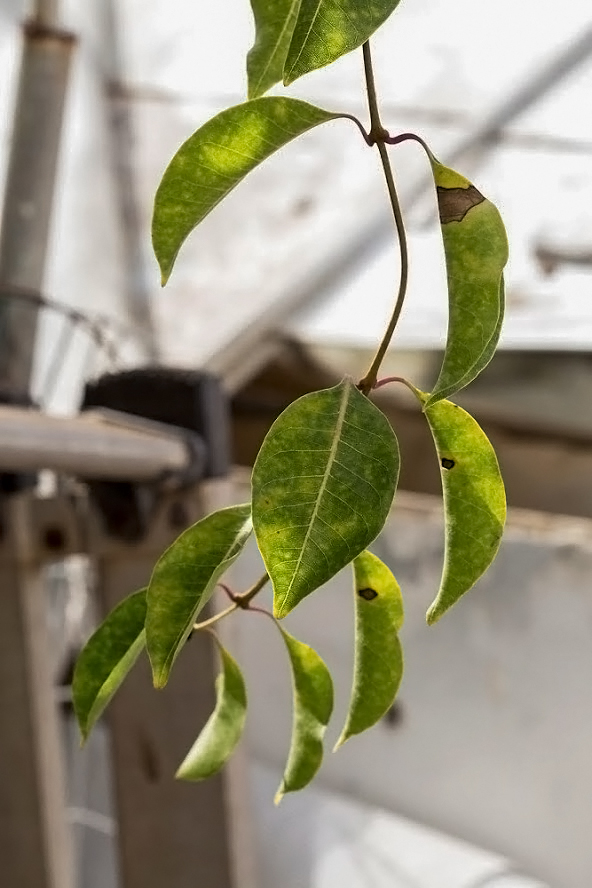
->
left=415, top=393, right=506, bottom=624
left=335, top=550, right=404, bottom=749
left=153, top=97, right=342, bottom=284
left=284, top=0, right=402, bottom=85
left=248, top=0, right=301, bottom=98
left=275, top=628, right=333, bottom=803
left=73, top=589, right=147, bottom=742
left=454, top=278, right=505, bottom=392
left=176, top=636, right=247, bottom=781
left=425, top=158, right=508, bottom=408
left=146, top=504, right=252, bottom=689
left=252, top=377, right=400, bottom=619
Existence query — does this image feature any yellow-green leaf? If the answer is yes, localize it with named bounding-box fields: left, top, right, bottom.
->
left=176, top=637, right=247, bottom=781
left=275, top=628, right=333, bottom=803
left=153, top=97, right=343, bottom=284
left=146, top=504, right=252, bottom=689
left=415, top=393, right=506, bottom=624
left=252, top=378, right=400, bottom=619
left=284, top=0, right=403, bottom=85
left=425, top=158, right=508, bottom=407
left=248, top=0, right=301, bottom=98
left=335, top=550, right=404, bottom=749
left=73, top=589, right=147, bottom=742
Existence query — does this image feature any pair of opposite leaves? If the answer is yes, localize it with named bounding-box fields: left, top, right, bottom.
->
left=72, top=548, right=403, bottom=801
left=248, top=0, right=402, bottom=97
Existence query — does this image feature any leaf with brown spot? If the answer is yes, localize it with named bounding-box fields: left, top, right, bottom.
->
left=335, top=550, right=404, bottom=749
left=412, top=391, right=506, bottom=624
left=424, top=156, right=509, bottom=407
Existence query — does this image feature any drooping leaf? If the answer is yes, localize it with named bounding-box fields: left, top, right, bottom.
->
left=248, top=0, right=301, bottom=98
left=414, top=391, right=506, bottom=624
left=252, top=377, right=400, bottom=619
left=284, top=0, right=402, bottom=85
left=424, top=158, right=508, bottom=408
left=153, top=98, right=343, bottom=283
left=73, top=589, right=147, bottom=742
left=275, top=628, right=333, bottom=803
left=335, top=550, right=404, bottom=749
left=454, top=278, right=505, bottom=392
left=146, top=504, right=252, bottom=689
left=176, top=636, right=247, bottom=781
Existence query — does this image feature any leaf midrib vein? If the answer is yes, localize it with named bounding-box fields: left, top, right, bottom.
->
left=277, top=382, right=350, bottom=613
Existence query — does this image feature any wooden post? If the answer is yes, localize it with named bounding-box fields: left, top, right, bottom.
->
left=93, top=491, right=238, bottom=888
left=0, top=493, right=74, bottom=887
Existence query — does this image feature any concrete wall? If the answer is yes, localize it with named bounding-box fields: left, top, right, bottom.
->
left=232, top=483, right=592, bottom=888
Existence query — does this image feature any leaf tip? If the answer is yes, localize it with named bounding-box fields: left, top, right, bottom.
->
left=426, top=603, right=443, bottom=626
left=332, top=733, right=348, bottom=753
left=272, top=601, right=288, bottom=620
left=273, top=786, right=285, bottom=806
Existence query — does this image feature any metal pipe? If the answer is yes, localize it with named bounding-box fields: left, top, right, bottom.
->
left=0, top=20, right=75, bottom=397
left=0, top=405, right=192, bottom=481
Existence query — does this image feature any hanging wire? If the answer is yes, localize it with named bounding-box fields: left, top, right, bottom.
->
left=0, top=285, right=130, bottom=405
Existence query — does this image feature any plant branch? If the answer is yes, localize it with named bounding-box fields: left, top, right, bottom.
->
left=193, top=602, right=237, bottom=631
left=194, top=572, right=270, bottom=630
left=358, top=42, right=409, bottom=395
left=233, top=572, right=269, bottom=608
left=374, top=375, right=417, bottom=395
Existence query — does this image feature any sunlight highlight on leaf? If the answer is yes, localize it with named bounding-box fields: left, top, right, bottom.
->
left=284, top=0, right=403, bottom=84
left=248, top=0, right=301, bottom=98
left=252, top=378, right=400, bottom=619
left=152, top=97, right=343, bottom=283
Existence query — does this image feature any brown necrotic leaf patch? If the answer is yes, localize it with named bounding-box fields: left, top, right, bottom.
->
left=441, top=458, right=455, bottom=470
left=436, top=185, right=485, bottom=224
left=358, top=587, right=378, bottom=601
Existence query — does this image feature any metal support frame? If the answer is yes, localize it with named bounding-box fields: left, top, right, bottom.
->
left=0, top=492, right=75, bottom=888
left=0, top=365, right=244, bottom=888
left=0, top=19, right=75, bottom=396
left=0, top=482, right=244, bottom=888
left=91, top=492, right=237, bottom=888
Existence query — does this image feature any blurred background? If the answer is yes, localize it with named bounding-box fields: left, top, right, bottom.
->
left=1, top=1, right=592, bottom=886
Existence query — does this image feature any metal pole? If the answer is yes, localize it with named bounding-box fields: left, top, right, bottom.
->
left=0, top=18, right=75, bottom=397
left=0, top=10, right=76, bottom=886
left=31, top=0, right=60, bottom=29
left=101, top=0, right=160, bottom=363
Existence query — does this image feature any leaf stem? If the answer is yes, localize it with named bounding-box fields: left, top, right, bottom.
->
left=194, top=603, right=238, bottom=631
left=374, top=375, right=418, bottom=395
left=193, top=573, right=269, bottom=632
left=233, top=571, right=270, bottom=608
left=358, top=42, right=409, bottom=396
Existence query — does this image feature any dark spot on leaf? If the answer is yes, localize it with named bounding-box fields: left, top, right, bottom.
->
left=441, top=457, right=455, bottom=470
left=436, top=185, right=485, bottom=224
left=358, top=587, right=378, bottom=601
